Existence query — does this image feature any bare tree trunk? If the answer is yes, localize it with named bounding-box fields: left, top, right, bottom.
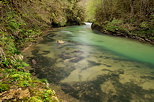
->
left=130, top=0, right=135, bottom=17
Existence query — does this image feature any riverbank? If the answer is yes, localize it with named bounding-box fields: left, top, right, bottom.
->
left=0, top=0, right=84, bottom=101
left=91, top=22, right=154, bottom=45
left=89, top=0, right=154, bottom=45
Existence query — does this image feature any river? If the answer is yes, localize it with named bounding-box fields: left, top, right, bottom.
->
left=23, top=23, right=154, bottom=102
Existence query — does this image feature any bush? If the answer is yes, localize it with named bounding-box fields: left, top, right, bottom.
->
left=104, top=19, right=124, bottom=32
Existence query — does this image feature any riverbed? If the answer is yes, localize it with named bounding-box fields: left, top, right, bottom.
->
left=23, top=23, right=154, bottom=102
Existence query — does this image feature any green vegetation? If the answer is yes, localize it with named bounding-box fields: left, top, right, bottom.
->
left=90, top=0, right=154, bottom=44
left=103, top=19, right=125, bottom=32
left=0, top=68, right=59, bottom=101
left=0, top=0, right=84, bottom=101
left=85, top=0, right=102, bottom=21
left=0, top=83, right=9, bottom=93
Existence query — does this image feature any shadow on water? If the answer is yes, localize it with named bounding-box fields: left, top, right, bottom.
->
left=27, top=49, right=74, bottom=83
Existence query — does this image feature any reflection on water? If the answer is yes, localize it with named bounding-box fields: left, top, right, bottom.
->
left=24, top=24, right=154, bottom=102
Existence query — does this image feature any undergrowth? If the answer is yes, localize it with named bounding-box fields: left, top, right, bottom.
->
left=0, top=28, right=59, bottom=102
left=0, top=0, right=84, bottom=101
left=0, top=68, right=59, bottom=102
left=91, top=0, right=154, bottom=43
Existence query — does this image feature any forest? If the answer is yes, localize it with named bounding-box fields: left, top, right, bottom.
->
left=88, top=0, right=154, bottom=43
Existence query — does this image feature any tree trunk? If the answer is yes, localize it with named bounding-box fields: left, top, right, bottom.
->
left=130, top=0, right=135, bottom=17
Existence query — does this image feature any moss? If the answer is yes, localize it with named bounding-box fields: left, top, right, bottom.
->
left=28, top=96, right=42, bottom=102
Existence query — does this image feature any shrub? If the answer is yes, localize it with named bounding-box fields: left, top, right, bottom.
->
left=104, top=19, right=124, bottom=32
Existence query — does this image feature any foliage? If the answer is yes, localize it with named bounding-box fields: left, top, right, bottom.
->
left=65, top=0, right=85, bottom=25
left=0, top=31, right=30, bottom=70
left=104, top=19, right=124, bottom=32
left=28, top=96, right=42, bottom=102
left=0, top=68, right=59, bottom=101
left=0, top=0, right=85, bottom=101
left=140, top=22, right=149, bottom=28
left=85, top=0, right=102, bottom=21
left=92, top=0, right=154, bottom=43
left=0, top=83, right=10, bottom=93
left=94, top=0, right=154, bottom=22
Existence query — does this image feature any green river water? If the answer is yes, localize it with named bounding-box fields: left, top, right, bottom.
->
left=24, top=23, right=154, bottom=102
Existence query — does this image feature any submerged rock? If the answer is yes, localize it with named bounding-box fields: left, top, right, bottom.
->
left=56, top=40, right=65, bottom=44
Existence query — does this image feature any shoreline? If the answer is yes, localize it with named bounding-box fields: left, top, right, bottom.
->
left=91, top=23, right=154, bottom=45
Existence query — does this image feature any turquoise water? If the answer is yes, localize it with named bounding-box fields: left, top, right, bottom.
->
left=64, top=23, right=154, bottom=65
left=24, top=23, right=154, bottom=102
